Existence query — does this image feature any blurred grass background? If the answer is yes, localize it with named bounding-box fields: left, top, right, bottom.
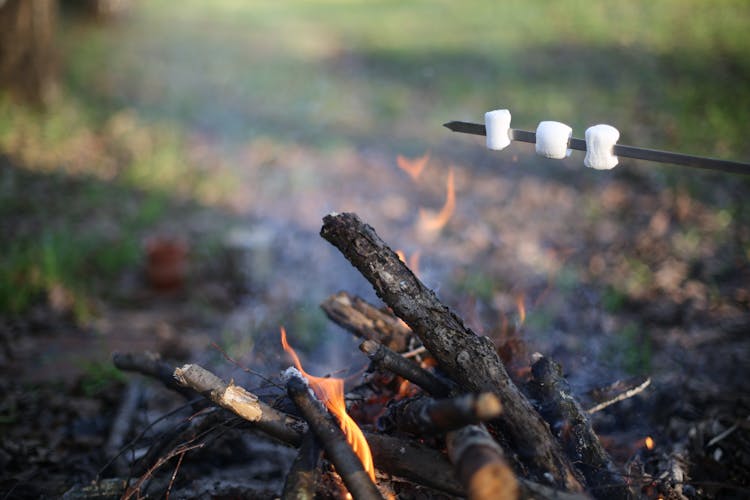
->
left=1, top=0, right=749, bottom=321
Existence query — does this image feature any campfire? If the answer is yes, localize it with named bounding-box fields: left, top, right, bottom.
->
left=103, top=211, right=690, bottom=499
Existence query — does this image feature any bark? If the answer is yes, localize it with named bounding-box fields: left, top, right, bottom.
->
left=281, top=432, right=323, bottom=500
left=113, top=351, right=200, bottom=403
left=173, top=363, right=306, bottom=447
left=321, top=291, right=412, bottom=352
left=447, top=424, right=520, bottom=500
left=363, top=431, right=463, bottom=496
left=0, top=0, right=57, bottom=105
left=119, top=360, right=587, bottom=500
left=378, top=393, right=502, bottom=435
left=360, top=339, right=452, bottom=398
left=528, top=356, right=634, bottom=499
left=320, top=212, right=582, bottom=490
left=286, top=375, right=383, bottom=500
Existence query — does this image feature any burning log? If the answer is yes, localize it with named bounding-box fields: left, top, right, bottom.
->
left=321, top=291, right=412, bottom=352
left=281, top=432, right=323, bottom=500
left=359, top=339, right=452, bottom=398
left=173, top=363, right=305, bottom=447
left=321, top=212, right=582, bottom=490
left=115, top=354, right=589, bottom=500
left=528, top=356, right=633, bottom=499
left=447, top=424, right=520, bottom=500
left=285, top=374, right=384, bottom=500
left=378, top=393, right=503, bottom=435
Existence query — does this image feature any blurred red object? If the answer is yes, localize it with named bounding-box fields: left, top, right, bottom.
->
left=145, top=237, right=188, bottom=291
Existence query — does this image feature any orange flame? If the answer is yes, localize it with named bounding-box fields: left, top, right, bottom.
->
left=396, top=151, right=430, bottom=180
left=645, top=436, right=655, bottom=450
left=396, top=250, right=422, bottom=278
left=418, top=168, right=456, bottom=233
left=516, top=293, right=526, bottom=326
left=280, top=327, right=375, bottom=481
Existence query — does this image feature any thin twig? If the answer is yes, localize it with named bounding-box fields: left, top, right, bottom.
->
left=587, top=378, right=651, bottom=414
left=210, top=341, right=284, bottom=390
left=165, top=449, right=187, bottom=500
left=402, top=346, right=427, bottom=358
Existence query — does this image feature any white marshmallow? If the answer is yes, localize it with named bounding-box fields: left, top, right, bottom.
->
left=535, top=121, right=572, bottom=159
left=584, top=124, right=620, bottom=170
left=484, top=109, right=512, bottom=150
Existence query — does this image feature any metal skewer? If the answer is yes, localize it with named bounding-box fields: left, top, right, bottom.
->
left=444, top=120, right=750, bottom=176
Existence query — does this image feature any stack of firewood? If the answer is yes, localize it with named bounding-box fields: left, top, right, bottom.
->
left=111, top=212, right=644, bottom=499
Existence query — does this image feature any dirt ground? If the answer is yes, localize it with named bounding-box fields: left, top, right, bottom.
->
left=2, top=133, right=750, bottom=498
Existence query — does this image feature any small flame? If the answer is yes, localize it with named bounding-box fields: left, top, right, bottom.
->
left=395, top=249, right=407, bottom=263
left=418, top=168, right=456, bottom=233
left=396, top=151, right=430, bottom=180
left=281, top=328, right=375, bottom=482
left=516, top=293, right=526, bottom=326
left=645, top=436, right=655, bottom=450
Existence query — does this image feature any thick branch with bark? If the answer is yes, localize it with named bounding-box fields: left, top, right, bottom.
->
left=321, top=212, right=582, bottom=490
left=528, top=356, right=633, bottom=499
left=286, top=375, right=383, bottom=500
left=321, top=291, right=412, bottom=352
left=360, top=339, right=452, bottom=397
left=173, top=363, right=305, bottom=446
left=378, top=393, right=502, bottom=435
left=447, top=425, right=520, bottom=500
left=118, top=357, right=585, bottom=500
left=113, top=351, right=198, bottom=402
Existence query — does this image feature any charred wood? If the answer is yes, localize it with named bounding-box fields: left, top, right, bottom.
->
left=119, top=360, right=590, bottom=500
left=364, top=431, right=463, bottom=496
left=282, top=432, right=323, bottom=500
left=528, top=356, right=633, bottom=499
left=286, top=375, right=383, bottom=500
left=379, top=393, right=502, bottom=435
left=360, top=339, right=452, bottom=398
left=447, top=424, right=520, bottom=500
left=173, top=363, right=305, bottom=447
left=321, top=212, right=582, bottom=490
left=321, top=291, right=412, bottom=352
left=104, top=382, right=142, bottom=476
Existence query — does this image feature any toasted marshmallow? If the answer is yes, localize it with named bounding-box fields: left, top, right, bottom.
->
left=535, top=121, right=572, bottom=159
left=484, top=109, right=512, bottom=150
left=584, top=124, right=620, bottom=170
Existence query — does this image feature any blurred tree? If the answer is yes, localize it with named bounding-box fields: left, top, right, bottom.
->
left=0, top=0, right=58, bottom=106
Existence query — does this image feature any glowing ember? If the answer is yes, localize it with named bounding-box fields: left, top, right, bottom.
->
left=418, top=168, right=456, bottom=233
left=645, top=436, right=655, bottom=450
left=396, top=151, right=430, bottom=180
left=280, top=327, right=376, bottom=481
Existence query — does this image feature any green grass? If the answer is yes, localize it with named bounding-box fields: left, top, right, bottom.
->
left=56, top=0, right=750, bottom=155
left=2, top=0, right=749, bottom=320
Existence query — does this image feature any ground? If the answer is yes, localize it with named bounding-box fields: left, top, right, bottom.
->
left=1, top=1, right=749, bottom=498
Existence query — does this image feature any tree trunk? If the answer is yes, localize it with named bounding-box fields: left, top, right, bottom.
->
left=0, top=0, right=58, bottom=106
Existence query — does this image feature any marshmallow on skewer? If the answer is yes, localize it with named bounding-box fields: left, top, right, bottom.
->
left=484, top=109, right=512, bottom=150
left=584, top=124, right=620, bottom=170
left=535, top=121, right=573, bottom=159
